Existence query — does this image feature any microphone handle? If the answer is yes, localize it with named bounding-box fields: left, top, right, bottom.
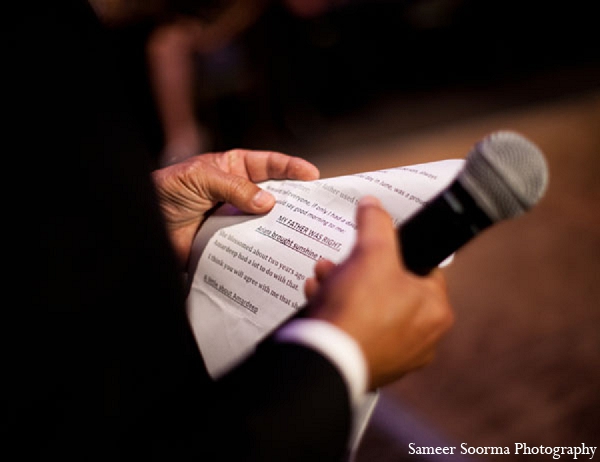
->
left=399, top=181, right=494, bottom=276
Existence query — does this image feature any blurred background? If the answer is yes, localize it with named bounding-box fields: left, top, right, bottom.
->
left=140, top=0, right=599, bottom=460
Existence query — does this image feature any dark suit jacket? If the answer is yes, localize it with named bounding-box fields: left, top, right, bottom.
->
left=5, top=2, right=351, bottom=460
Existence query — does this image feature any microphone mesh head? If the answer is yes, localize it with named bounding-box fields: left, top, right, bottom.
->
left=459, top=131, right=549, bottom=221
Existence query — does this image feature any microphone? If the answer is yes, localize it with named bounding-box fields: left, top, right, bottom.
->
left=399, top=131, right=549, bottom=276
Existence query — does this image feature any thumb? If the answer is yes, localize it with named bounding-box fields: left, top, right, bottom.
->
left=203, top=168, right=276, bottom=214
left=355, top=196, right=397, bottom=250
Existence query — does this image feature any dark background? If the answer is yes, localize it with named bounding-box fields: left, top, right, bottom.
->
left=187, top=0, right=599, bottom=153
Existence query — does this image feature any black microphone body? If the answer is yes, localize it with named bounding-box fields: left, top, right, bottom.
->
left=400, top=180, right=493, bottom=276
left=398, top=131, right=549, bottom=276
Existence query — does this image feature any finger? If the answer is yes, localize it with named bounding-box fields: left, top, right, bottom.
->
left=304, top=277, right=319, bottom=299
left=423, top=268, right=454, bottom=331
left=237, top=150, right=320, bottom=182
left=314, top=258, right=336, bottom=282
left=274, top=155, right=320, bottom=181
left=427, top=267, right=448, bottom=289
left=355, top=196, right=397, bottom=252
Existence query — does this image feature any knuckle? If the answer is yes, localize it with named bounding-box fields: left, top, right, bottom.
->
left=440, top=306, right=455, bottom=331
left=224, top=149, right=245, bottom=169
left=433, top=299, right=455, bottom=332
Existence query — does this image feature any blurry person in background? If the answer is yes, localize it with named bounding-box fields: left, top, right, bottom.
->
left=146, top=0, right=348, bottom=167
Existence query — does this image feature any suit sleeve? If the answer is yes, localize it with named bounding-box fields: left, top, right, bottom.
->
left=213, top=340, right=353, bottom=461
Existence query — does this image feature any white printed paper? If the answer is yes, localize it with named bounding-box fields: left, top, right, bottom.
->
left=185, top=159, right=464, bottom=378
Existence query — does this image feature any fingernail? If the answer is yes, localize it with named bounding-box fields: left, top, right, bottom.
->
left=252, top=190, right=274, bottom=208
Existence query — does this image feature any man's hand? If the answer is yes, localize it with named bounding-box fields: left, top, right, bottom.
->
left=304, top=196, right=454, bottom=390
left=152, top=149, right=320, bottom=266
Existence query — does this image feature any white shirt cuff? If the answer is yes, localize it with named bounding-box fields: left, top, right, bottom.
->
left=274, top=319, right=368, bottom=407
